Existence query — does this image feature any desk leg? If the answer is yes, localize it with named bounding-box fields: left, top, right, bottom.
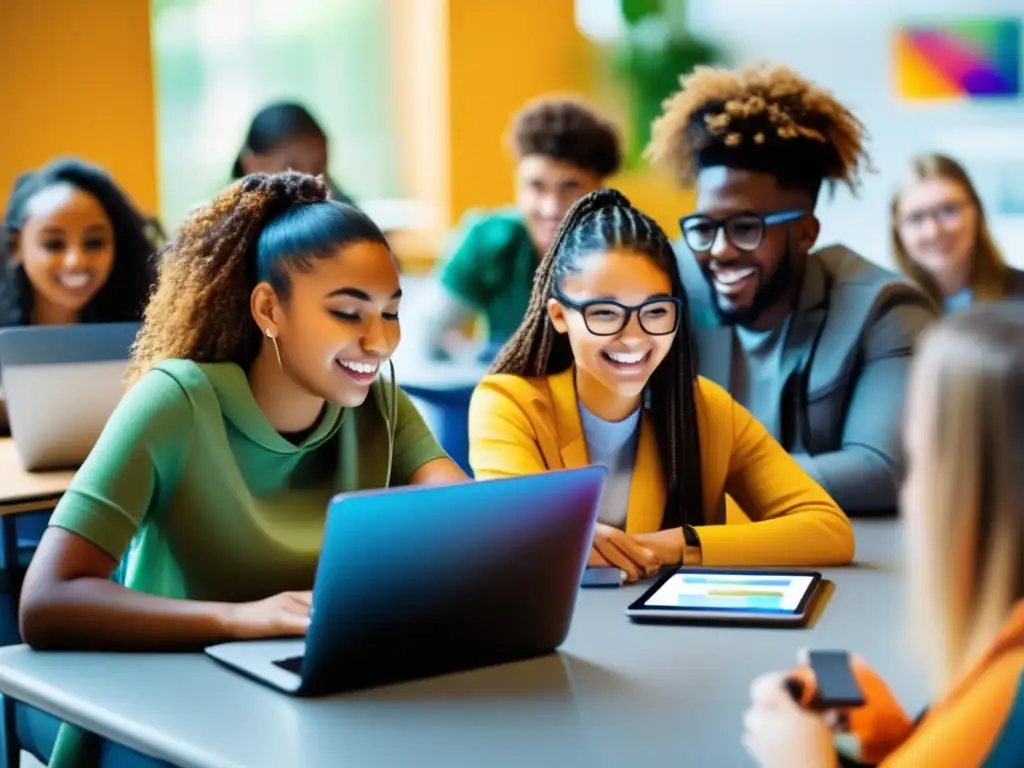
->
left=2, top=693, right=19, bottom=768
left=0, top=517, right=19, bottom=600
left=1, top=516, right=21, bottom=767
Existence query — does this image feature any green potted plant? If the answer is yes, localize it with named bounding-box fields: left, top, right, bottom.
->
left=612, top=0, right=720, bottom=166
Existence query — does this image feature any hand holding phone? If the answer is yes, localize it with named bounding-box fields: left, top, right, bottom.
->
left=787, top=650, right=866, bottom=710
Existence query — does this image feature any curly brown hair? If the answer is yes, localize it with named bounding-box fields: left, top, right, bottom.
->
left=127, top=171, right=387, bottom=386
left=646, top=62, right=870, bottom=196
left=509, top=98, right=623, bottom=178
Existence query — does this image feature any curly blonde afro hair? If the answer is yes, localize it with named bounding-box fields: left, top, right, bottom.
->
left=646, top=62, right=870, bottom=197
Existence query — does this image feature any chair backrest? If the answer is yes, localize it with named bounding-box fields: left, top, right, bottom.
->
left=402, top=384, right=476, bottom=476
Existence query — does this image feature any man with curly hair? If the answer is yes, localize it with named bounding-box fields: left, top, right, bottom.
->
left=415, top=97, right=622, bottom=358
left=647, top=62, right=937, bottom=516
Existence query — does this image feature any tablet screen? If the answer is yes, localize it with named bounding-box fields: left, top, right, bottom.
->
left=641, top=571, right=816, bottom=614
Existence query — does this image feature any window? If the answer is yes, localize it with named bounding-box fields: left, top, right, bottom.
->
left=151, top=0, right=398, bottom=228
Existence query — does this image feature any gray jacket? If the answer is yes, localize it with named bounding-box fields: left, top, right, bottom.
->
left=678, top=243, right=938, bottom=515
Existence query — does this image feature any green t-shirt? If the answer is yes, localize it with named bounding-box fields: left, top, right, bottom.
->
left=46, top=358, right=447, bottom=768
left=438, top=208, right=537, bottom=343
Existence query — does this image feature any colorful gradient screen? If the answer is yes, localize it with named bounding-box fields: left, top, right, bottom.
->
left=645, top=572, right=815, bottom=614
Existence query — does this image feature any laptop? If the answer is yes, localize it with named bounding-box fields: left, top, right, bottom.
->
left=205, top=466, right=607, bottom=696
left=0, top=322, right=139, bottom=470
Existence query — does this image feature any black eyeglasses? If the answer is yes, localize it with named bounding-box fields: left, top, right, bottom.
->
left=679, top=209, right=805, bottom=253
left=554, top=292, right=682, bottom=336
left=898, top=201, right=966, bottom=230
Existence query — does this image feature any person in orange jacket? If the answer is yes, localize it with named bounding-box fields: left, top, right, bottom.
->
left=742, top=301, right=1024, bottom=767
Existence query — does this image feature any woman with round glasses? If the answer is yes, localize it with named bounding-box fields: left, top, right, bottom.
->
left=892, top=153, right=1024, bottom=312
left=467, top=189, right=853, bottom=581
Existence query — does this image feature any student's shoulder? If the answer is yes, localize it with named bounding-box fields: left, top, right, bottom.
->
left=102, top=360, right=210, bottom=442
left=125, top=359, right=231, bottom=418
left=814, top=244, right=936, bottom=312
left=149, top=358, right=231, bottom=398
left=471, top=372, right=554, bottom=422
left=694, top=375, right=741, bottom=422
left=474, top=372, right=550, bottom=402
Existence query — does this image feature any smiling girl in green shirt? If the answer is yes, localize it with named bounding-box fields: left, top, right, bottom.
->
left=18, top=171, right=467, bottom=767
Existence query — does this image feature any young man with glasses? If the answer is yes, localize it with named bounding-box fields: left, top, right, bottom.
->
left=646, top=62, right=937, bottom=516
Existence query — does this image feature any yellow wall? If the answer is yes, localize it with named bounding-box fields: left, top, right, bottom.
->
left=0, top=0, right=690, bottom=266
left=0, top=3, right=158, bottom=215
left=446, top=0, right=590, bottom=221
left=444, top=0, right=694, bottom=238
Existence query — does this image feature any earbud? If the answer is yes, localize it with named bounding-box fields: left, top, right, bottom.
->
left=264, top=328, right=273, bottom=339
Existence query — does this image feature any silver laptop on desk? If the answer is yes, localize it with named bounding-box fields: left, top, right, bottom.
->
left=0, top=322, right=139, bottom=471
left=205, top=466, right=607, bottom=697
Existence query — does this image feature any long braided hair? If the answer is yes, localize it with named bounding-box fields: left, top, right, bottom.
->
left=492, top=188, right=705, bottom=528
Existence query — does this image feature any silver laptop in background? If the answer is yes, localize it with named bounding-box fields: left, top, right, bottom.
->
left=0, top=323, right=139, bottom=471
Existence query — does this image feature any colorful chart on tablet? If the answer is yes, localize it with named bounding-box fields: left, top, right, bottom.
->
left=645, top=573, right=815, bottom=613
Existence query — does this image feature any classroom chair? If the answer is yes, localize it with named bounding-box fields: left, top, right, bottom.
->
left=403, top=385, right=475, bottom=476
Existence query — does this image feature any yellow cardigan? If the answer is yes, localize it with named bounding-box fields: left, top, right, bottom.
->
left=468, top=368, right=854, bottom=566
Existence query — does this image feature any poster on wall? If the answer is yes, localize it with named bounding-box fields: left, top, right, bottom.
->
left=893, top=18, right=1021, bottom=101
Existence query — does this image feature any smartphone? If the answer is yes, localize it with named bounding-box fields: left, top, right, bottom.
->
left=580, top=566, right=625, bottom=588
left=787, top=650, right=866, bottom=709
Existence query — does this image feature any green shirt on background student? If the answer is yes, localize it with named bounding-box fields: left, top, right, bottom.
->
left=438, top=208, right=536, bottom=344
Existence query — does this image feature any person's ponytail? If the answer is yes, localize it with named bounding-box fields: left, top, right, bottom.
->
left=127, top=172, right=330, bottom=385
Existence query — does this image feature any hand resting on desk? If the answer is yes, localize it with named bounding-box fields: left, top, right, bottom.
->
left=225, top=591, right=313, bottom=640
left=20, top=528, right=313, bottom=651
left=588, top=523, right=659, bottom=583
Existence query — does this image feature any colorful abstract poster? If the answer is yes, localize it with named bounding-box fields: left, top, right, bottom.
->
left=894, top=18, right=1021, bottom=101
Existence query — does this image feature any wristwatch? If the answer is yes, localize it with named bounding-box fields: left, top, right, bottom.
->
left=683, top=524, right=701, bottom=548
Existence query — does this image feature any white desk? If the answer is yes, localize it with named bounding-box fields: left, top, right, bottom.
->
left=0, top=521, right=926, bottom=767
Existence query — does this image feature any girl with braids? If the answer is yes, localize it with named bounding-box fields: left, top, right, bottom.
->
left=0, top=157, right=157, bottom=328
left=19, top=171, right=466, bottom=768
left=470, top=189, right=853, bottom=582
left=744, top=304, right=1024, bottom=768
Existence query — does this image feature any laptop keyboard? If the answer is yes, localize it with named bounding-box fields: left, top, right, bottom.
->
left=273, top=655, right=304, bottom=674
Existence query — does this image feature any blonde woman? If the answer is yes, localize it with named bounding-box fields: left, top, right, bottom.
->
left=893, top=153, right=1024, bottom=311
left=742, top=302, right=1024, bottom=767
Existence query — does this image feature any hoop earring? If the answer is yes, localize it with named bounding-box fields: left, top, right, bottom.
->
left=265, top=328, right=283, bottom=370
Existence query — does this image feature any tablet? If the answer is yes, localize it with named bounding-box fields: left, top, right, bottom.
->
left=626, top=568, right=822, bottom=626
